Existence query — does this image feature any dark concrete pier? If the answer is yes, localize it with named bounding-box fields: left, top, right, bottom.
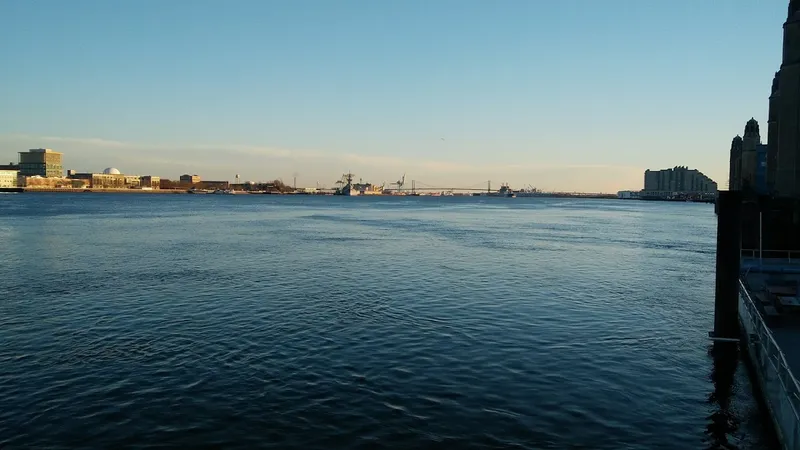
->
left=713, top=190, right=742, bottom=341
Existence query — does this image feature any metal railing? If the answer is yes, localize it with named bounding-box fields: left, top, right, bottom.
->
left=739, top=280, right=800, bottom=449
left=741, top=249, right=800, bottom=263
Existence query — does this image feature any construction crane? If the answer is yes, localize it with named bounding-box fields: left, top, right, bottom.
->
left=391, top=173, right=405, bottom=192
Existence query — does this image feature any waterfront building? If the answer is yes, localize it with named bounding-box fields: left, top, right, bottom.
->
left=69, top=172, right=125, bottom=188
left=19, top=176, right=88, bottom=189
left=140, top=176, right=160, bottom=189
left=616, top=190, right=640, bottom=199
left=725, top=6, right=800, bottom=448
left=728, top=119, right=768, bottom=193
left=66, top=167, right=152, bottom=189
left=93, top=173, right=126, bottom=188
left=644, top=169, right=659, bottom=192
left=124, top=175, right=141, bottom=187
left=180, top=174, right=201, bottom=184
left=741, top=118, right=761, bottom=188
left=158, top=177, right=224, bottom=190
left=643, top=166, right=717, bottom=193
left=18, top=148, right=63, bottom=178
left=197, top=180, right=229, bottom=190
left=733, top=1, right=800, bottom=251
left=756, top=143, right=768, bottom=194
left=157, top=179, right=177, bottom=189
left=729, top=136, right=743, bottom=190
left=768, top=1, right=800, bottom=196
left=0, top=169, right=19, bottom=188
left=768, top=71, right=780, bottom=192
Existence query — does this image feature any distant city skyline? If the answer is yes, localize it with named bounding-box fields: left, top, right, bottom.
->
left=0, top=1, right=787, bottom=191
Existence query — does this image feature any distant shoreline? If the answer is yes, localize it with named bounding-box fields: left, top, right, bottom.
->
left=2, top=188, right=633, bottom=200
left=12, top=188, right=187, bottom=194
left=7, top=188, right=324, bottom=195
left=0, top=189, right=716, bottom=203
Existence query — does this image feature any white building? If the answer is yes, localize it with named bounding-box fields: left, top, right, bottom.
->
left=617, top=190, right=640, bottom=199
left=0, top=169, right=19, bottom=188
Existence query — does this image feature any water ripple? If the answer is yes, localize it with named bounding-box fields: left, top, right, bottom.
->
left=0, top=195, right=778, bottom=449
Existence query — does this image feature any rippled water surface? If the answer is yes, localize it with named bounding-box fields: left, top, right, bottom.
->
left=0, top=194, right=778, bottom=449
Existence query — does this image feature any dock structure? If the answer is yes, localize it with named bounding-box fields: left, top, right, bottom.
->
left=713, top=191, right=742, bottom=342
left=738, top=255, right=800, bottom=449
left=718, top=2, right=800, bottom=447
left=716, top=190, right=800, bottom=449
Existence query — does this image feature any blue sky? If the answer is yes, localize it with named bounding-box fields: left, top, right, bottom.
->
left=0, top=0, right=787, bottom=191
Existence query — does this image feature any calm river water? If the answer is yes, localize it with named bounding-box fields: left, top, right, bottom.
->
left=0, top=194, right=778, bottom=449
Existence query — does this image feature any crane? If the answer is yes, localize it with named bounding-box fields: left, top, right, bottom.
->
left=391, top=173, right=405, bottom=193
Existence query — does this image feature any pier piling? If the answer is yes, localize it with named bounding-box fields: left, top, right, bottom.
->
left=713, top=190, right=743, bottom=341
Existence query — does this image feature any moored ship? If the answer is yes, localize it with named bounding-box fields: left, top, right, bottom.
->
left=353, top=181, right=384, bottom=195
left=473, top=183, right=515, bottom=197
left=334, top=173, right=358, bottom=196
left=515, top=185, right=541, bottom=197
left=334, top=173, right=384, bottom=196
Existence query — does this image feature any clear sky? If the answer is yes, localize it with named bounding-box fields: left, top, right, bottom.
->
left=0, top=0, right=788, bottom=192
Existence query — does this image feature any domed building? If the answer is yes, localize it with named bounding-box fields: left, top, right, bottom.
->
left=66, top=166, right=156, bottom=189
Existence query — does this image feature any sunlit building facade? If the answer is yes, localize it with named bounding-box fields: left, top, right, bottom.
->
left=18, top=148, right=63, bottom=178
left=0, top=169, right=19, bottom=188
left=643, top=166, right=717, bottom=193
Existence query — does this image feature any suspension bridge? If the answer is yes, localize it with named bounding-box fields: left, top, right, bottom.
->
left=389, top=179, right=522, bottom=193
left=386, top=178, right=613, bottom=198
left=332, top=173, right=612, bottom=197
